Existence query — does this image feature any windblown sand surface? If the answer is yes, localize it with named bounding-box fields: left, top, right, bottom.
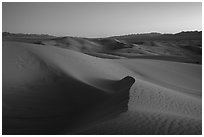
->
left=2, top=41, right=201, bottom=135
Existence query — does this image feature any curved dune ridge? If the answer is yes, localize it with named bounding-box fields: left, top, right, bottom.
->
left=2, top=41, right=201, bottom=135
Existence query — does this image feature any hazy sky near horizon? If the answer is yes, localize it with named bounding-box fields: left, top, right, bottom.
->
left=2, top=2, right=202, bottom=37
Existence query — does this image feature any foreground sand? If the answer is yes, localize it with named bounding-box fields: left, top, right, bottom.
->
left=2, top=41, right=201, bottom=134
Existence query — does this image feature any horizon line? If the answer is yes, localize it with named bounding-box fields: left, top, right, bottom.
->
left=2, top=30, right=202, bottom=38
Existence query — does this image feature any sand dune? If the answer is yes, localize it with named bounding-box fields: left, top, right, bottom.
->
left=2, top=41, right=201, bottom=134
left=3, top=41, right=135, bottom=134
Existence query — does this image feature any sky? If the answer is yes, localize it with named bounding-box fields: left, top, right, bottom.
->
left=2, top=2, right=202, bottom=38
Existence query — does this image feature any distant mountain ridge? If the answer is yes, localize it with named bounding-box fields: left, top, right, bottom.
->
left=2, top=32, right=55, bottom=38
left=2, top=31, right=201, bottom=40
left=109, top=31, right=202, bottom=41
left=2, top=32, right=56, bottom=43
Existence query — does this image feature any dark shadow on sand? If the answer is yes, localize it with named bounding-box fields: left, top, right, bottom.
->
left=3, top=72, right=135, bottom=135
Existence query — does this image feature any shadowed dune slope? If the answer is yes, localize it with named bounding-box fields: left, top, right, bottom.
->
left=2, top=41, right=135, bottom=134
left=2, top=41, right=201, bottom=135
